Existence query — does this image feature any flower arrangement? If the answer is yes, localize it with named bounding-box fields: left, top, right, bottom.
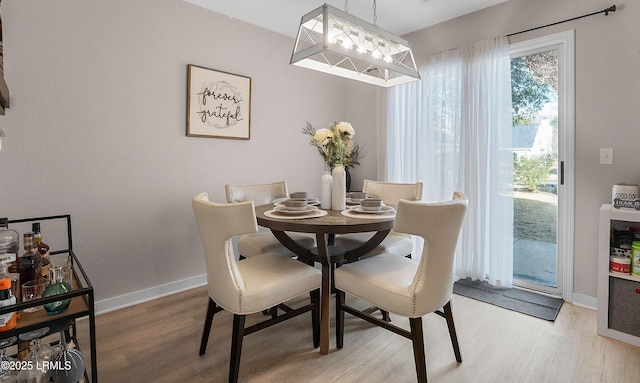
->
left=302, top=121, right=361, bottom=169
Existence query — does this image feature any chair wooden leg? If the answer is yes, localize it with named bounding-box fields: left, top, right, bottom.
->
left=336, top=290, right=346, bottom=349
left=380, top=309, right=391, bottom=322
left=229, top=315, right=246, bottom=383
left=310, top=289, right=320, bottom=348
left=443, top=300, right=462, bottom=362
left=199, top=297, right=217, bottom=356
left=409, top=317, right=427, bottom=383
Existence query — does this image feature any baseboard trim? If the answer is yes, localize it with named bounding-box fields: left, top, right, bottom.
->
left=570, top=292, right=597, bottom=310
left=95, top=274, right=207, bottom=315
left=94, top=275, right=598, bottom=316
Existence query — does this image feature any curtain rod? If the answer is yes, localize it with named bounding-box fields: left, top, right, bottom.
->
left=507, top=4, right=617, bottom=37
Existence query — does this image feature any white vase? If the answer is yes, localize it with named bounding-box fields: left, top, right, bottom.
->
left=331, top=164, right=346, bottom=211
left=320, top=170, right=332, bottom=209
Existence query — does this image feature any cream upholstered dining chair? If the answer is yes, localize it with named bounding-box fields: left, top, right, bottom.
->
left=334, top=180, right=423, bottom=259
left=225, top=181, right=315, bottom=258
left=192, top=193, right=321, bottom=383
left=335, top=192, right=468, bottom=383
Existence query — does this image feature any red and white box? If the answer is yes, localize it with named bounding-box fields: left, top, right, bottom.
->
left=610, top=256, right=631, bottom=274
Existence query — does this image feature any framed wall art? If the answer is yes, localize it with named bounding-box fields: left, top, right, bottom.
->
left=186, top=64, right=251, bottom=139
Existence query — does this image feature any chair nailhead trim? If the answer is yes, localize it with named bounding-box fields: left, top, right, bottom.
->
left=411, top=243, right=429, bottom=315
left=226, top=240, right=243, bottom=311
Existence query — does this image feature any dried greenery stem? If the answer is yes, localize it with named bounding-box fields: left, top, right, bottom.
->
left=303, top=121, right=361, bottom=168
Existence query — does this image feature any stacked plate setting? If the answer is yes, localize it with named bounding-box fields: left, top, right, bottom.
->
left=273, top=196, right=321, bottom=216
left=348, top=197, right=395, bottom=215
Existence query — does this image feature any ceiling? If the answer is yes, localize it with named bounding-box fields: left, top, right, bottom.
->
left=184, top=0, right=510, bottom=38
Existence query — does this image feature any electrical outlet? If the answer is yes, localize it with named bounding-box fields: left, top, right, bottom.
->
left=600, top=148, right=613, bottom=165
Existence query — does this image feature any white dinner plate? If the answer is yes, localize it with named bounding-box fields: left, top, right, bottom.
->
left=274, top=200, right=321, bottom=208
left=349, top=205, right=395, bottom=214
left=274, top=205, right=319, bottom=215
left=265, top=209, right=328, bottom=220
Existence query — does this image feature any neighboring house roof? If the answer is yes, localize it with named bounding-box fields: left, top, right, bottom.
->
left=512, top=124, right=539, bottom=150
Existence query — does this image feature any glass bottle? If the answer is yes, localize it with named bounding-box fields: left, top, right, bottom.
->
left=17, top=233, right=42, bottom=291
left=42, top=265, right=71, bottom=315
left=31, top=223, right=50, bottom=279
left=0, top=254, right=16, bottom=333
left=0, top=252, right=18, bottom=304
left=0, top=218, right=19, bottom=275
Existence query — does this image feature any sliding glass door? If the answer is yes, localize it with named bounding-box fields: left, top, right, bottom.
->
left=510, top=31, right=574, bottom=297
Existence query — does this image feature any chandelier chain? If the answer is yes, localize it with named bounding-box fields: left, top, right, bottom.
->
left=344, top=0, right=378, bottom=25
left=373, top=0, right=377, bottom=25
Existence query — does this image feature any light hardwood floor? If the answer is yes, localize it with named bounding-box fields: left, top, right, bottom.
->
left=79, top=286, right=640, bottom=383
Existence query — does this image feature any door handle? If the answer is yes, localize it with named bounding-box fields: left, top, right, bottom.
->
left=560, top=161, right=564, bottom=186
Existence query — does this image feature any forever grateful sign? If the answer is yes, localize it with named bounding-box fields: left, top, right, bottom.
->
left=186, top=64, right=251, bottom=139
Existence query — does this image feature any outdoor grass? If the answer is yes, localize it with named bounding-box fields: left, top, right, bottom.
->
left=513, top=195, right=557, bottom=243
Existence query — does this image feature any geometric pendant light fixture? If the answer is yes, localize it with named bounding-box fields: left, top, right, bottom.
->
left=290, top=2, right=420, bottom=87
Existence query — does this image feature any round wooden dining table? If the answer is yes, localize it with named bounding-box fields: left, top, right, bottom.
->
left=255, top=203, right=396, bottom=355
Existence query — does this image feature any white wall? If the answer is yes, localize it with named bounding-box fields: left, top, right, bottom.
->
left=0, top=0, right=378, bottom=304
left=402, top=0, right=640, bottom=300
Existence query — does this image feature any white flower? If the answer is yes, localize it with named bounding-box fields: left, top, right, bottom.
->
left=313, top=129, right=333, bottom=146
left=335, top=122, right=355, bottom=138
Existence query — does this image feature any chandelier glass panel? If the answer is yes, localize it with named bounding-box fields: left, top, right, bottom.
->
left=290, top=3, right=420, bottom=87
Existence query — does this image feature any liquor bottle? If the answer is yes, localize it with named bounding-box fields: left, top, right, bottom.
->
left=32, top=223, right=50, bottom=278
left=0, top=252, right=19, bottom=305
left=16, top=235, right=43, bottom=361
left=0, top=218, right=19, bottom=274
left=18, top=233, right=42, bottom=289
left=0, top=254, right=17, bottom=332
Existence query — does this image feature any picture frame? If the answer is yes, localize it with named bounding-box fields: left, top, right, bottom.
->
left=186, top=64, right=251, bottom=140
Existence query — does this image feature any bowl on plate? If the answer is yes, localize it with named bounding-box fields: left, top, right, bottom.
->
left=283, top=198, right=308, bottom=211
left=290, top=192, right=308, bottom=199
left=360, top=198, right=383, bottom=211
left=348, top=192, right=368, bottom=202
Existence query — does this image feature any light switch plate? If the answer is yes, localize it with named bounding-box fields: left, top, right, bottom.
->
left=600, top=148, right=613, bottom=165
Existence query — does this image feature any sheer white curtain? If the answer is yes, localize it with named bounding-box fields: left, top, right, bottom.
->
left=379, top=37, right=514, bottom=287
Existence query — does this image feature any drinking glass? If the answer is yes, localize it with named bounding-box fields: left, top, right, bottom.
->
left=15, top=344, right=49, bottom=383
left=26, top=338, right=55, bottom=363
left=15, top=328, right=53, bottom=383
left=21, top=279, right=49, bottom=313
left=0, top=338, right=17, bottom=383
